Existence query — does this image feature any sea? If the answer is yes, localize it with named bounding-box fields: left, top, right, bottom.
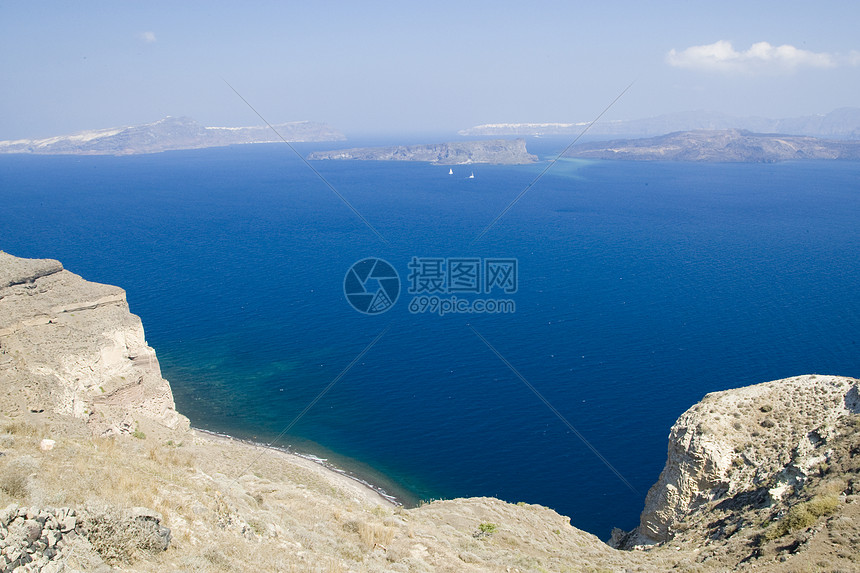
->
left=2, top=139, right=859, bottom=539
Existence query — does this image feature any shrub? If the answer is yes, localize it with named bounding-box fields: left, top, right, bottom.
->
left=764, top=494, right=839, bottom=541
left=783, top=505, right=816, bottom=532
left=0, top=470, right=28, bottom=498
left=358, top=522, right=395, bottom=548
left=81, top=503, right=169, bottom=564
left=0, top=461, right=31, bottom=498
left=476, top=522, right=497, bottom=537
left=2, top=421, right=37, bottom=436
left=0, top=456, right=38, bottom=499
left=806, top=493, right=839, bottom=517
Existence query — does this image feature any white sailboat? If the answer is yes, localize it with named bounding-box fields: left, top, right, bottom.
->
left=449, top=168, right=453, bottom=175
left=468, top=172, right=475, bottom=179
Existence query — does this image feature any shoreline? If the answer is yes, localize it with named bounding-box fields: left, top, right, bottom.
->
left=192, top=426, right=403, bottom=507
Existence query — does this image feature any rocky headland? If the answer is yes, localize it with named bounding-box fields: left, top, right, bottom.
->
left=0, top=117, right=345, bottom=156
left=307, top=139, right=538, bottom=165
left=1, top=251, right=858, bottom=572
left=0, top=252, right=187, bottom=435
left=459, top=108, right=860, bottom=139
left=564, top=129, right=860, bottom=162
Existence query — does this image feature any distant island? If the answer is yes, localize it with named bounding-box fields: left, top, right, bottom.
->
left=460, top=108, right=860, bottom=139
left=564, top=129, right=860, bottom=163
left=307, top=138, right=537, bottom=165
left=0, top=116, right=345, bottom=156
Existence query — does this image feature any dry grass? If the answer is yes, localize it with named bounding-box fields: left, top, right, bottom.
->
left=0, top=416, right=668, bottom=572
left=80, top=501, right=167, bottom=565
left=0, top=455, right=37, bottom=499
left=147, top=443, right=195, bottom=469
left=764, top=491, right=841, bottom=542
left=358, top=521, right=396, bottom=548
left=3, top=421, right=35, bottom=436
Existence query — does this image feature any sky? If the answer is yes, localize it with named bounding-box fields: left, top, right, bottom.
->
left=1, top=1, right=858, bottom=139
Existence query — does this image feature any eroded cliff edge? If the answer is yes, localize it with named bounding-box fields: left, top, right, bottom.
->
left=616, top=374, right=860, bottom=549
left=0, top=251, right=188, bottom=435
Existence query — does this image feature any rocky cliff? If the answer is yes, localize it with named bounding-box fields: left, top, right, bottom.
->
left=0, top=251, right=187, bottom=435
left=620, top=375, right=860, bottom=547
left=307, top=138, right=538, bottom=165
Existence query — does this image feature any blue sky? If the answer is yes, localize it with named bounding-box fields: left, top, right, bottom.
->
left=1, top=1, right=858, bottom=139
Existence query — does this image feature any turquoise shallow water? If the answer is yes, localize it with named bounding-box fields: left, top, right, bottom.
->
left=2, top=142, right=859, bottom=538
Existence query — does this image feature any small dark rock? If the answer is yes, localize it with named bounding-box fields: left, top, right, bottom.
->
left=24, top=519, right=42, bottom=542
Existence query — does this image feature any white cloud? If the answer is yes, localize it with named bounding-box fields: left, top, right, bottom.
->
left=138, top=31, right=157, bottom=43
left=667, top=40, right=840, bottom=73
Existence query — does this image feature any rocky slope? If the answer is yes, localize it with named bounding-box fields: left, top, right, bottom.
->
left=565, top=129, right=860, bottom=162
left=0, top=117, right=345, bottom=156
left=307, top=138, right=538, bottom=165
left=1, top=251, right=858, bottom=572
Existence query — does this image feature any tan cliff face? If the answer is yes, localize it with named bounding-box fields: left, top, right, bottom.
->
left=0, top=251, right=188, bottom=435
left=626, top=374, right=860, bottom=546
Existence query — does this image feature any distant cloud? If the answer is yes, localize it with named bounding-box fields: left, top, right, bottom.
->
left=666, top=40, right=845, bottom=73
left=138, top=31, right=157, bottom=43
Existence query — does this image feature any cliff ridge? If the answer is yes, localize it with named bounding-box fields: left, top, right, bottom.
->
left=0, top=251, right=187, bottom=434
left=619, top=375, right=860, bottom=548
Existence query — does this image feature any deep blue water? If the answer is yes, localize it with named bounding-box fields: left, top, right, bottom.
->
left=2, top=142, right=859, bottom=539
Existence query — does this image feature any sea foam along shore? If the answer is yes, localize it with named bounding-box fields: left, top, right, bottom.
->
left=192, top=427, right=402, bottom=506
